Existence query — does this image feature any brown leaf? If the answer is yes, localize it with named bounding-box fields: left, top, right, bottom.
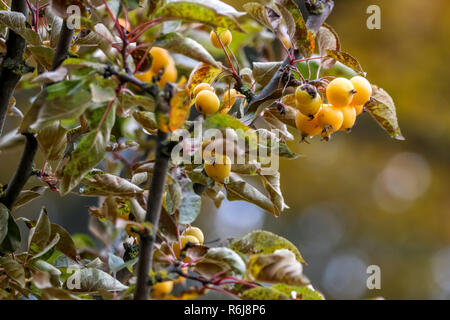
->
left=317, top=23, right=340, bottom=69
left=246, top=249, right=309, bottom=286
left=365, top=85, right=404, bottom=140
left=325, top=49, right=365, bottom=75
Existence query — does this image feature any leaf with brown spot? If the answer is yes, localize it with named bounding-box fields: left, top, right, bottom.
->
left=169, top=87, right=191, bottom=132
left=365, top=85, right=404, bottom=140
left=325, top=49, right=365, bottom=75
left=186, top=62, right=221, bottom=98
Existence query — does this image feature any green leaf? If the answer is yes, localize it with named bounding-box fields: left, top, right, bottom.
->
left=271, top=283, right=324, bottom=300
left=252, top=61, right=282, bottom=86
left=117, top=92, right=155, bottom=116
left=23, top=79, right=92, bottom=131
left=89, top=78, right=117, bottom=103
left=36, top=121, right=67, bottom=161
left=243, top=3, right=280, bottom=33
left=325, top=49, right=365, bottom=76
left=0, top=11, right=41, bottom=45
left=365, top=85, right=404, bottom=140
left=73, top=23, right=118, bottom=58
left=246, top=249, right=309, bottom=286
left=278, top=143, right=299, bottom=159
left=28, top=207, right=51, bottom=255
left=240, top=286, right=290, bottom=300
left=133, top=111, right=158, bottom=134
left=0, top=213, right=21, bottom=254
left=0, top=203, right=8, bottom=244
left=0, top=256, right=25, bottom=287
left=28, top=45, right=56, bottom=70
left=13, top=186, right=48, bottom=210
left=194, top=247, right=246, bottom=278
left=225, top=174, right=276, bottom=215
left=155, top=0, right=245, bottom=32
left=50, top=224, right=78, bottom=262
left=73, top=268, right=128, bottom=292
left=154, top=32, right=218, bottom=67
left=203, top=114, right=257, bottom=144
left=177, top=175, right=202, bottom=224
left=30, top=233, right=60, bottom=261
left=58, top=103, right=116, bottom=196
left=229, top=230, right=305, bottom=263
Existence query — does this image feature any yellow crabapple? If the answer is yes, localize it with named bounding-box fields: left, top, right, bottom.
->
left=295, top=84, right=322, bottom=118
left=204, top=155, right=231, bottom=182
left=210, top=30, right=232, bottom=48
left=193, top=83, right=214, bottom=97
left=350, top=76, right=372, bottom=106
left=326, top=77, right=356, bottom=108
left=340, top=105, right=357, bottom=131
left=317, top=104, right=344, bottom=132
left=195, top=90, right=220, bottom=114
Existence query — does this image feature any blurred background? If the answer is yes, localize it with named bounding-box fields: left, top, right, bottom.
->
left=1, top=0, right=450, bottom=299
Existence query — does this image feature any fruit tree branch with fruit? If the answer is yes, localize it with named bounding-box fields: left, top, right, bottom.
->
left=0, top=0, right=402, bottom=300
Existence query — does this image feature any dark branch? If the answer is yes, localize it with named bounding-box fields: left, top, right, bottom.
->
left=0, top=0, right=29, bottom=136
left=0, top=19, right=75, bottom=210
left=134, top=130, right=171, bottom=299
left=51, top=21, right=74, bottom=70
left=0, top=133, right=37, bottom=209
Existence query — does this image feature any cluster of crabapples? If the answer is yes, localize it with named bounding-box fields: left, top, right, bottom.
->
left=294, top=76, right=372, bottom=140
left=151, top=226, right=205, bottom=297
left=134, top=46, right=178, bottom=86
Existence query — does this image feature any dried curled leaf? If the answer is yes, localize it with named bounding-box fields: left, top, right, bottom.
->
left=230, top=230, right=305, bottom=263
left=194, top=247, right=246, bottom=278
left=225, top=174, right=276, bottom=215
left=317, top=23, right=340, bottom=69
left=260, top=172, right=289, bottom=216
left=246, top=249, right=309, bottom=286
left=81, top=172, right=143, bottom=197
left=243, top=3, right=281, bottom=33
left=365, top=85, right=404, bottom=140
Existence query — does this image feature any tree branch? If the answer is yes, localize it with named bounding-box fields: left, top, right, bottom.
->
left=51, top=21, right=74, bottom=70
left=0, top=0, right=29, bottom=136
left=0, top=19, right=74, bottom=210
left=0, top=133, right=37, bottom=209
left=134, top=130, right=170, bottom=299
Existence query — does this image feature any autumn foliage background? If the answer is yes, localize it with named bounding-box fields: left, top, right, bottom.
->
left=1, top=0, right=449, bottom=299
